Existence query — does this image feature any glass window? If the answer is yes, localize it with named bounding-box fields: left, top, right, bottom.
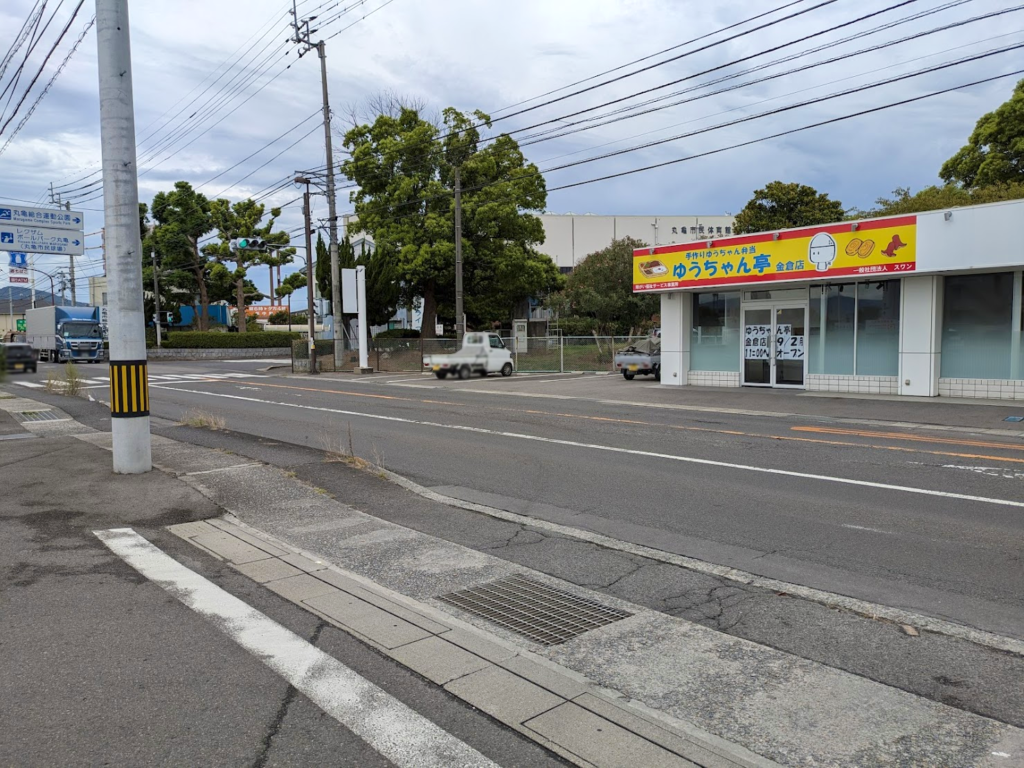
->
left=692, top=291, right=740, bottom=371
left=856, top=281, right=900, bottom=375
left=941, top=273, right=1014, bottom=379
left=808, top=284, right=855, bottom=374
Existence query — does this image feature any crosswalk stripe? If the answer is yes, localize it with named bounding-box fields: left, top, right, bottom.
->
left=95, top=529, right=498, bottom=768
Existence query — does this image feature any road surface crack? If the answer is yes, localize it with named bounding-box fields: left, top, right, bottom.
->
left=251, top=619, right=327, bottom=768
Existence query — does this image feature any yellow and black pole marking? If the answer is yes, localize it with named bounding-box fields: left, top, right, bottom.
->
left=108, top=360, right=149, bottom=418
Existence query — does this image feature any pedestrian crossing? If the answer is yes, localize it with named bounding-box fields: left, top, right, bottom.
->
left=15, top=372, right=262, bottom=389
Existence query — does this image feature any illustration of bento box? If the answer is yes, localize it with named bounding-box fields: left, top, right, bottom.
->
left=638, top=259, right=668, bottom=277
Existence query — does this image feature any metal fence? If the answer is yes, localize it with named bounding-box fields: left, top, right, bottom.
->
left=292, top=336, right=648, bottom=374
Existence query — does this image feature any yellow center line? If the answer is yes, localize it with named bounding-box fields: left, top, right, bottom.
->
left=793, top=425, right=1024, bottom=452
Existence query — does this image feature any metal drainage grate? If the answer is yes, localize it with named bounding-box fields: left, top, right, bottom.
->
left=438, top=574, right=632, bottom=646
left=12, top=410, right=62, bottom=423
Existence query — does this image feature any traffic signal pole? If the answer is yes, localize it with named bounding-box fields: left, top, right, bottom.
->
left=95, top=0, right=151, bottom=473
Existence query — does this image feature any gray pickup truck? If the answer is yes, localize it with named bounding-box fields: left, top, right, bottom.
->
left=614, top=337, right=661, bottom=381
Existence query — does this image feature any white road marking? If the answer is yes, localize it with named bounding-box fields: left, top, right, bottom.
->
left=942, top=464, right=1024, bottom=480
left=94, top=528, right=498, bottom=768
left=841, top=524, right=892, bottom=534
left=15, top=381, right=44, bottom=388
left=149, top=385, right=1024, bottom=510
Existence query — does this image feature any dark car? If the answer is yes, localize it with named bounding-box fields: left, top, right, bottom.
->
left=2, top=342, right=37, bottom=373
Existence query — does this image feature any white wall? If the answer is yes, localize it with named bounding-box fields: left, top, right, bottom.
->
left=917, top=200, right=1024, bottom=273
left=659, top=291, right=691, bottom=386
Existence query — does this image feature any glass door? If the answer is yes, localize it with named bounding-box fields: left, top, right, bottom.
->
left=742, top=308, right=772, bottom=386
left=773, top=305, right=807, bottom=387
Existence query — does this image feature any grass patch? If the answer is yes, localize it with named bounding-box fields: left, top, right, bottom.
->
left=179, top=408, right=227, bottom=430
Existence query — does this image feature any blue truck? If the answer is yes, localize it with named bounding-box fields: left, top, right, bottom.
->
left=25, top=306, right=106, bottom=364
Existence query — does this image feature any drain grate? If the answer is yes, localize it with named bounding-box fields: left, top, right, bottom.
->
left=438, top=574, right=631, bottom=646
left=12, top=410, right=62, bottom=423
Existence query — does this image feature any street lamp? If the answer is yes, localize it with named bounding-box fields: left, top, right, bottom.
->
left=294, top=176, right=319, bottom=375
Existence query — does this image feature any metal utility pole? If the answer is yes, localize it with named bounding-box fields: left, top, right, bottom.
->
left=295, top=176, right=319, bottom=375
left=291, top=4, right=343, bottom=367
left=95, top=0, right=151, bottom=474
left=151, top=251, right=162, bottom=348
left=66, top=201, right=75, bottom=303
left=454, top=166, right=464, bottom=342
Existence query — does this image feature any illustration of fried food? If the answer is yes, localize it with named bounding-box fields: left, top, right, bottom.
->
left=857, top=239, right=875, bottom=258
left=845, top=238, right=863, bottom=256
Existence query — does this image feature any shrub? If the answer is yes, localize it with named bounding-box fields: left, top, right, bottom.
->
left=268, top=311, right=290, bottom=324
left=374, top=328, right=420, bottom=339
left=162, top=331, right=300, bottom=349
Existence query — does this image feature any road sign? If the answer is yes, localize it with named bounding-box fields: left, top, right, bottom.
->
left=0, top=204, right=84, bottom=231
left=7, top=251, right=28, bottom=267
left=16, top=319, right=25, bottom=332
left=10, top=276, right=29, bottom=284
left=0, top=225, right=84, bottom=255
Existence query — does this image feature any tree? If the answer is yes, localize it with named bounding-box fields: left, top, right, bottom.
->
left=314, top=233, right=331, bottom=299
left=733, top=181, right=845, bottom=234
left=341, top=106, right=559, bottom=337
left=860, top=183, right=1024, bottom=217
left=276, top=271, right=307, bottom=321
left=203, top=199, right=290, bottom=332
left=356, top=242, right=401, bottom=328
left=547, top=237, right=658, bottom=336
left=941, top=79, right=1024, bottom=189
left=148, top=182, right=216, bottom=329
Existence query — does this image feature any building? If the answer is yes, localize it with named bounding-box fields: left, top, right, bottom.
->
left=635, top=199, right=1024, bottom=401
left=540, top=213, right=737, bottom=271
left=89, top=275, right=108, bottom=307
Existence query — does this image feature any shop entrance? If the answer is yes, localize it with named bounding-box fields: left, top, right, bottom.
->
left=741, top=304, right=807, bottom=388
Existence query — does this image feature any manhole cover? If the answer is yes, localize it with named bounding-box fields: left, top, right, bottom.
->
left=438, top=574, right=631, bottom=646
left=12, top=410, right=63, bottom=423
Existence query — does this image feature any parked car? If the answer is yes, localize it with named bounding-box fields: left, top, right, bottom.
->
left=2, top=342, right=38, bottom=373
left=423, top=332, right=514, bottom=379
left=614, top=337, right=661, bottom=380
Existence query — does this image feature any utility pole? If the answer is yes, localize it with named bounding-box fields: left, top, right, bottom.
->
left=454, top=166, right=464, bottom=342
left=65, top=201, right=75, bottom=304
left=151, top=251, right=162, bottom=348
left=295, top=176, right=318, bottom=375
left=96, top=0, right=151, bottom=474
left=291, top=3, right=343, bottom=368
left=29, top=253, right=36, bottom=309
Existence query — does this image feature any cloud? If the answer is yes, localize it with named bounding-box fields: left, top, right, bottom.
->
left=0, top=0, right=1020, bottom=304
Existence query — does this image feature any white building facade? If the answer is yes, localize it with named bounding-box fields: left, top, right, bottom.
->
left=635, top=200, right=1024, bottom=401
left=539, top=213, right=737, bottom=271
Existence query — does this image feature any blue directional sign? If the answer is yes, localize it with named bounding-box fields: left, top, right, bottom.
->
left=8, top=251, right=28, bottom=267
left=0, top=225, right=84, bottom=255
left=0, top=203, right=84, bottom=231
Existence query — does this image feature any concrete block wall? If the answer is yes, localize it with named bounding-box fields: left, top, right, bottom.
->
left=939, top=378, right=1024, bottom=400
left=807, top=375, right=898, bottom=395
left=687, top=371, right=740, bottom=388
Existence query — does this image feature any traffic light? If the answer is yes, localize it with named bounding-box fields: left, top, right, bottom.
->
left=231, top=237, right=267, bottom=251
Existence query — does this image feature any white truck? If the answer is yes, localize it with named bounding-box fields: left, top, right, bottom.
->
left=423, top=332, right=514, bottom=379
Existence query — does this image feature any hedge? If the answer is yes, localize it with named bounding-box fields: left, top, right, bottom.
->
left=374, top=328, right=420, bottom=339
left=162, top=331, right=300, bottom=349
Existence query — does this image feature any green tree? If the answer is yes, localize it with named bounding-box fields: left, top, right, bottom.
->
left=941, top=79, right=1024, bottom=189
left=314, top=233, right=331, bottom=299
left=860, top=182, right=1024, bottom=217
left=203, top=199, right=290, bottom=332
left=275, top=271, right=307, bottom=321
left=356, top=242, right=401, bottom=328
left=148, top=181, right=216, bottom=329
left=341, top=106, right=558, bottom=337
left=733, top=181, right=845, bottom=234
left=547, top=237, right=657, bottom=336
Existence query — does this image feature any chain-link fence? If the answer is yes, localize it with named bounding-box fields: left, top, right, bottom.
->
left=293, top=335, right=649, bottom=374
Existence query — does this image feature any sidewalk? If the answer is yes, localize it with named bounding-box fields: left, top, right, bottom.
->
left=3, top=390, right=1022, bottom=767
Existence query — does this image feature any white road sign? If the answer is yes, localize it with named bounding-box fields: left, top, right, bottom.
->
left=0, top=204, right=84, bottom=231
left=0, top=225, right=84, bottom=255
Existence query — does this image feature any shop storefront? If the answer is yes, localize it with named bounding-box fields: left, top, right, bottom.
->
left=634, top=200, right=1024, bottom=400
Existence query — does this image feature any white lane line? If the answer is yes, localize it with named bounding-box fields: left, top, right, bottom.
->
left=149, top=385, right=1024, bottom=509
left=94, top=528, right=498, bottom=768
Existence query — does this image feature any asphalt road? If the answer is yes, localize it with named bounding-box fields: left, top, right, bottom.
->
left=11, top=359, right=1024, bottom=639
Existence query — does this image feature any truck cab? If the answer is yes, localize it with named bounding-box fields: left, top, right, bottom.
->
left=423, top=332, right=514, bottom=379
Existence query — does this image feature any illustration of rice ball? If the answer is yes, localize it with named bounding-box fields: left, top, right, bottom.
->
left=857, top=239, right=875, bottom=258
left=845, top=238, right=863, bottom=256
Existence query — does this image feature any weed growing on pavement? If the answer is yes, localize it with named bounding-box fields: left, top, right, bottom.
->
left=318, top=422, right=371, bottom=469
left=179, top=408, right=227, bottom=430
left=44, top=370, right=61, bottom=393
left=63, top=362, right=82, bottom=397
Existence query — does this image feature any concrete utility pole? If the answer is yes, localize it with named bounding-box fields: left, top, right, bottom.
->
left=151, top=251, right=162, bottom=349
left=454, top=166, right=464, bottom=342
left=291, top=3, right=343, bottom=367
left=295, top=176, right=319, bottom=375
left=66, top=201, right=75, bottom=303
left=95, top=0, right=151, bottom=474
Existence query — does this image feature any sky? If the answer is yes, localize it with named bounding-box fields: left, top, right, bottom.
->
left=0, top=0, right=1021, bottom=308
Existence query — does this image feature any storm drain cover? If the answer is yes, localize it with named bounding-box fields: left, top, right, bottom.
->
left=1004, top=416, right=1024, bottom=423
left=12, top=410, right=63, bottom=423
left=438, top=574, right=632, bottom=646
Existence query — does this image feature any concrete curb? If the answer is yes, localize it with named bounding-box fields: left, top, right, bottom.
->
left=376, top=467, right=1024, bottom=659
left=168, top=514, right=773, bottom=768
